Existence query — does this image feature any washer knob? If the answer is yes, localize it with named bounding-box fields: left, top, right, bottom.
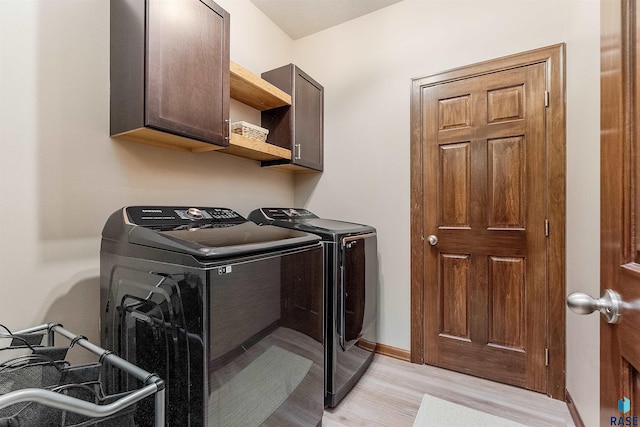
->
left=187, top=207, right=203, bottom=219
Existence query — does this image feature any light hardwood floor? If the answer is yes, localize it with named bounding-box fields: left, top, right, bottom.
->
left=323, top=354, right=575, bottom=427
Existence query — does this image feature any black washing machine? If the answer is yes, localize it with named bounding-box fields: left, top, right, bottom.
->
left=248, top=208, right=377, bottom=408
left=100, top=206, right=324, bottom=426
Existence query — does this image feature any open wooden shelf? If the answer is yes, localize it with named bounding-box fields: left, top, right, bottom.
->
left=220, top=133, right=291, bottom=162
left=112, top=127, right=224, bottom=152
left=113, top=62, right=296, bottom=167
left=230, top=61, right=291, bottom=110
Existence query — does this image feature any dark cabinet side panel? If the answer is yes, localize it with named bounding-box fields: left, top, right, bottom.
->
left=261, top=65, right=294, bottom=150
left=110, top=0, right=146, bottom=135
left=261, top=106, right=292, bottom=150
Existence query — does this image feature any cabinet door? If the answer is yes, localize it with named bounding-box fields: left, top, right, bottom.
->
left=146, top=0, right=229, bottom=146
left=293, top=68, right=324, bottom=171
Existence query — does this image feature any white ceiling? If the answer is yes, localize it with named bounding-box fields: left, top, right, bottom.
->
left=249, top=0, right=405, bottom=40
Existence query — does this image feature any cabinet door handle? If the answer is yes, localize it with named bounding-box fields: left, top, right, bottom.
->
left=294, top=143, right=301, bottom=160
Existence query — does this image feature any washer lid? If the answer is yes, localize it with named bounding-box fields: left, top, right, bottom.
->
left=135, top=222, right=319, bottom=259
left=104, top=206, right=321, bottom=259
left=292, top=218, right=375, bottom=234
left=248, top=208, right=376, bottom=237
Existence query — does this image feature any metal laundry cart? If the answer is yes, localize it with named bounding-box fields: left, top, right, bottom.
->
left=0, top=323, right=165, bottom=426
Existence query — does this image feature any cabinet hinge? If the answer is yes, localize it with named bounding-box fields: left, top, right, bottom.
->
left=545, top=219, right=550, bottom=237
left=544, top=90, right=550, bottom=108
left=545, top=348, right=549, bottom=366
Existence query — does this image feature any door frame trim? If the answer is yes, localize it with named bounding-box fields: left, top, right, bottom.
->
left=409, top=44, right=566, bottom=399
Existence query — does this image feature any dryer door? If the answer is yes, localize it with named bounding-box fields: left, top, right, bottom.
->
left=339, top=232, right=377, bottom=350
left=106, top=268, right=192, bottom=426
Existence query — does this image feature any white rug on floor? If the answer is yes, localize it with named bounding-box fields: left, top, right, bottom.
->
left=413, top=394, right=528, bottom=427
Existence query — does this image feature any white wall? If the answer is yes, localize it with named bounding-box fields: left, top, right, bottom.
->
left=0, top=0, right=293, bottom=343
left=291, top=0, right=600, bottom=424
left=565, top=1, right=600, bottom=426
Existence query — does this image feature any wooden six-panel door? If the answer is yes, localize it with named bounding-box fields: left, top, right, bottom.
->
left=421, top=63, right=548, bottom=392
left=600, top=0, right=640, bottom=423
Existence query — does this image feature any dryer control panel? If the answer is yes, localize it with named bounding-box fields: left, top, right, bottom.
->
left=258, top=208, right=318, bottom=221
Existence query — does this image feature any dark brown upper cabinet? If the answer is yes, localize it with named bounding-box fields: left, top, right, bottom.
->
left=110, top=0, right=230, bottom=152
left=261, top=65, right=324, bottom=172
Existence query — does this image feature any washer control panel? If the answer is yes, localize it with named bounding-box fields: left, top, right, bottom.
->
left=125, top=206, right=245, bottom=229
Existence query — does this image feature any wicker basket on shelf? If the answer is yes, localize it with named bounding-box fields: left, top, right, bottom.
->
left=230, top=121, right=269, bottom=142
